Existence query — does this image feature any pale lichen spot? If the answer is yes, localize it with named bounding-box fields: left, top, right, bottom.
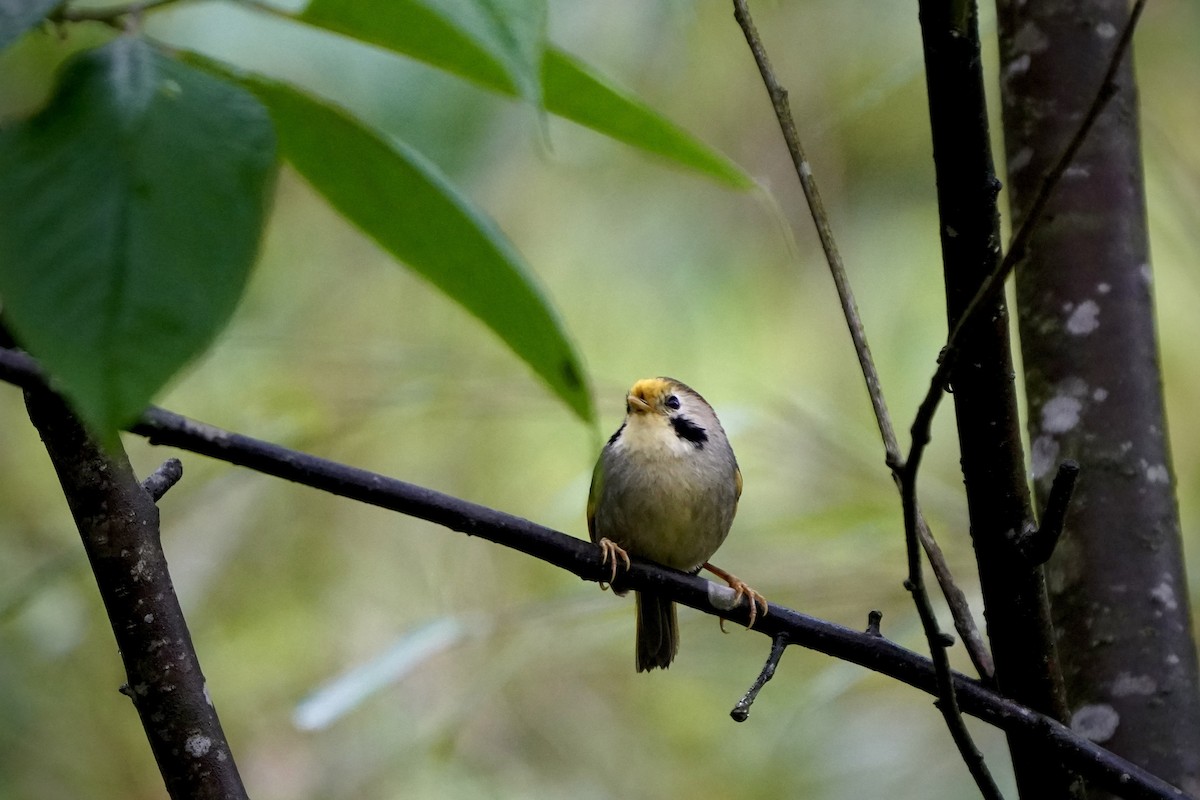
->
left=1112, top=672, right=1156, bottom=697
left=1071, top=704, right=1119, bottom=743
left=1093, top=387, right=1108, bottom=402
left=1031, top=435, right=1060, bottom=480
left=1066, top=299, right=1100, bottom=335
left=1095, top=21, right=1117, bottom=39
left=1145, top=463, right=1170, bottom=484
left=1013, top=21, right=1050, bottom=52
left=1009, top=147, right=1033, bottom=174
left=1097, top=282, right=1111, bottom=295
left=184, top=734, right=213, bottom=758
left=1140, top=262, right=1153, bottom=284
left=1004, top=53, right=1032, bottom=80
left=1041, top=395, right=1082, bottom=434
left=1064, top=165, right=1091, bottom=180
left=1151, top=580, right=1178, bottom=611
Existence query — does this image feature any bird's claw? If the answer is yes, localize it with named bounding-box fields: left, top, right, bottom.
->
left=725, top=578, right=768, bottom=631
left=597, top=537, right=631, bottom=590
left=704, top=562, right=767, bottom=632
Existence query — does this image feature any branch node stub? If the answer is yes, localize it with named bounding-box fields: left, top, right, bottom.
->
left=730, top=632, right=789, bottom=723
left=1017, top=459, right=1080, bottom=565
left=141, top=458, right=184, bottom=502
left=865, top=609, right=884, bottom=637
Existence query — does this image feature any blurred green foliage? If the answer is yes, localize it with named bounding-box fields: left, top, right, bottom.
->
left=1, top=2, right=1198, bottom=799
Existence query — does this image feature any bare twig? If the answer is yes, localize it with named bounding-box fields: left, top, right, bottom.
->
left=728, top=0, right=993, bottom=682
left=730, top=633, right=788, bottom=722
left=141, top=457, right=184, bottom=501
left=730, top=3, right=999, bottom=796
left=0, top=346, right=1190, bottom=800
left=1018, top=460, right=1080, bottom=565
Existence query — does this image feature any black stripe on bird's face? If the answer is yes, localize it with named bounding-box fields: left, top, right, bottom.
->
left=607, top=422, right=626, bottom=446
left=670, top=415, right=708, bottom=448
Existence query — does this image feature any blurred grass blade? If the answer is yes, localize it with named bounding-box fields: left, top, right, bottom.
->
left=293, top=617, right=472, bottom=730
left=0, top=36, right=277, bottom=440
left=296, top=0, right=751, bottom=188
left=238, top=73, right=594, bottom=422
left=0, top=0, right=59, bottom=51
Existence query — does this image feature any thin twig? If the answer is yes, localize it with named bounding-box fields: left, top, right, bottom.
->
left=0, top=347, right=1189, bottom=800
left=141, top=457, right=184, bottom=501
left=730, top=633, right=789, bottom=722
left=730, top=4, right=1000, bottom=796
left=728, top=0, right=993, bottom=682
left=1018, top=460, right=1080, bottom=566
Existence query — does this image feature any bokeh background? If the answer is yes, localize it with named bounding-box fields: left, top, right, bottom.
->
left=2, top=1, right=1199, bottom=798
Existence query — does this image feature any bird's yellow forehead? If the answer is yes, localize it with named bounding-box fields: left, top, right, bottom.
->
left=628, top=377, right=676, bottom=404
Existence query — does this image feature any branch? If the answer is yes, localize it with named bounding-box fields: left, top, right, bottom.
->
left=728, top=0, right=992, bottom=681
left=910, top=0, right=1146, bottom=466
left=0, top=346, right=1190, bottom=800
left=21, top=380, right=247, bottom=800
left=730, top=2, right=997, bottom=795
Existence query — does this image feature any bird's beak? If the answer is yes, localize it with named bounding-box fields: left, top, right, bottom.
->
left=626, top=394, right=652, bottom=414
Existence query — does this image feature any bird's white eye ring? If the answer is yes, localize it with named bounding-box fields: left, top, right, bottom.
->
left=665, top=395, right=681, bottom=410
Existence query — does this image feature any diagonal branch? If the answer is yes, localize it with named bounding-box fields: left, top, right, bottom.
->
left=1, top=345, right=1189, bottom=800
left=727, top=0, right=992, bottom=681
left=21, top=380, right=247, bottom=800
left=730, top=2, right=998, bottom=795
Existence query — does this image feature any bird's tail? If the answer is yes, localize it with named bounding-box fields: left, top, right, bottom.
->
left=635, top=591, right=679, bottom=671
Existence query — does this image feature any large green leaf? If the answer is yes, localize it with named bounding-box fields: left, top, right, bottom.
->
left=237, top=73, right=593, bottom=423
left=0, top=36, right=277, bottom=438
left=0, top=0, right=59, bottom=51
left=297, top=0, right=752, bottom=189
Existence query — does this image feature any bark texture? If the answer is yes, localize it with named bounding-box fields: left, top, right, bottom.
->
left=24, top=386, right=248, bottom=800
left=997, top=1, right=1200, bottom=797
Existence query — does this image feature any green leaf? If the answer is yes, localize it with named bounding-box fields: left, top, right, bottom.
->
left=0, top=0, right=59, bottom=52
left=0, top=36, right=277, bottom=439
left=296, top=0, right=752, bottom=189
left=427, top=0, right=547, bottom=109
left=237, top=73, right=593, bottom=423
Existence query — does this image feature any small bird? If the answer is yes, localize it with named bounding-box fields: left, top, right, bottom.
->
left=586, top=377, right=767, bottom=671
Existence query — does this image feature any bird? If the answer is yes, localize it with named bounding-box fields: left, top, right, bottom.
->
left=586, top=377, right=766, bottom=671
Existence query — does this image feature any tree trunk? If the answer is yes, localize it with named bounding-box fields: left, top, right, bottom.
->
left=996, top=1, right=1200, bottom=796
left=916, top=2, right=1080, bottom=797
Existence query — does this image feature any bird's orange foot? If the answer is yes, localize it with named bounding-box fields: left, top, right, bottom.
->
left=703, top=562, right=768, bottom=631
left=597, top=538, right=631, bottom=590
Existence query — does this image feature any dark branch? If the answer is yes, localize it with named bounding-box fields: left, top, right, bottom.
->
left=0, top=345, right=1188, bottom=800
left=1018, top=460, right=1080, bottom=565
left=21, top=381, right=246, bottom=800
left=911, top=0, right=1147, bottom=457
left=731, top=633, right=789, bottom=722
left=141, top=457, right=184, bottom=502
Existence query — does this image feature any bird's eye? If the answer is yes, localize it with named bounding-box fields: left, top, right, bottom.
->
left=665, top=395, right=681, bottom=410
